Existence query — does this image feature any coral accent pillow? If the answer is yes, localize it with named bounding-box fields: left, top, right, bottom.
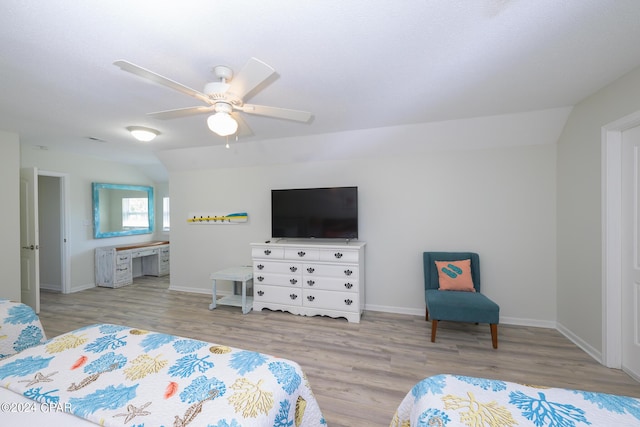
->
left=435, top=259, right=475, bottom=292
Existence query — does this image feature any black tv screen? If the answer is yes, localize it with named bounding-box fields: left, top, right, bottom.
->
left=271, top=187, right=358, bottom=239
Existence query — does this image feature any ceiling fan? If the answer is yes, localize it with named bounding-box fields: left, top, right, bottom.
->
left=113, top=57, right=312, bottom=137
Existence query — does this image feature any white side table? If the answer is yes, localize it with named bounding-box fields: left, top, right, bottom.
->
left=209, top=266, right=254, bottom=314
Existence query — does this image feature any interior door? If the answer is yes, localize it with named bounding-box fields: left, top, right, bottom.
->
left=20, top=167, right=40, bottom=313
left=621, top=125, right=640, bottom=380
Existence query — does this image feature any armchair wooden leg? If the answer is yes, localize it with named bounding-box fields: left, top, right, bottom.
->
left=431, top=320, right=438, bottom=343
left=490, top=324, right=498, bottom=349
left=425, top=307, right=429, bottom=321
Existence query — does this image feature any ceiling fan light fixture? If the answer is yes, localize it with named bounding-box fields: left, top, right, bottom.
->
left=127, top=126, right=159, bottom=142
left=207, top=112, right=238, bottom=136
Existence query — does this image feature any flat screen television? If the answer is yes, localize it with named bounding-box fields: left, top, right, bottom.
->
left=271, top=187, right=358, bottom=239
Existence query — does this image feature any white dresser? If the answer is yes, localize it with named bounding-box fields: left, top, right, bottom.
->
left=251, top=241, right=366, bottom=323
left=95, top=241, right=170, bottom=288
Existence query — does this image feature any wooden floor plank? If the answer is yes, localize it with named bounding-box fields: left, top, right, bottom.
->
left=38, top=275, right=640, bottom=427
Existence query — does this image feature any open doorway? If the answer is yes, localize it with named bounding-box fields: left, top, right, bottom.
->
left=602, top=110, right=640, bottom=382
left=38, top=171, right=70, bottom=294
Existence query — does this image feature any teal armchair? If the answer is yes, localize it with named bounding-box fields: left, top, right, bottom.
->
left=423, top=252, right=500, bottom=348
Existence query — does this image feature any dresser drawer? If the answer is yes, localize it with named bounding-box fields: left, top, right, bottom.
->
left=115, top=263, right=131, bottom=277
left=254, top=285, right=302, bottom=306
left=158, top=257, right=170, bottom=274
left=251, top=246, right=285, bottom=259
left=114, top=263, right=132, bottom=286
left=303, top=276, right=359, bottom=293
left=254, top=273, right=302, bottom=287
left=131, top=248, right=158, bottom=258
left=303, top=289, right=359, bottom=312
left=284, top=247, right=319, bottom=261
left=303, top=264, right=359, bottom=279
left=253, top=261, right=302, bottom=275
left=115, top=252, right=131, bottom=265
left=319, top=249, right=359, bottom=263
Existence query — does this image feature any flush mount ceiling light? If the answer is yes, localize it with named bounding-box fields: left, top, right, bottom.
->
left=207, top=103, right=238, bottom=136
left=127, top=126, right=159, bottom=142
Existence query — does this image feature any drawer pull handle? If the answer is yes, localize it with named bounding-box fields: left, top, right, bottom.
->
left=257, top=290, right=264, bottom=296
left=334, top=252, right=343, bottom=258
left=298, top=251, right=306, bottom=257
left=307, top=295, right=315, bottom=302
left=344, top=299, right=353, bottom=305
left=307, top=280, right=315, bottom=286
left=307, top=267, right=315, bottom=274
left=290, top=294, right=298, bottom=300
left=290, top=278, right=298, bottom=284
left=344, top=282, right=353, bottom=289
left=290, top=266, right=298, bottom=272
left=344, top=269, right=353, bottom=276
left=257, top=276, right=264, bottom=282
left=257, top=264, right=264, bottom=270
left=264, top=249, right=271, bottom=255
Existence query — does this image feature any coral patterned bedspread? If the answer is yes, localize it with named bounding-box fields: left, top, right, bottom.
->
left=390, top=374, right=640, bottom=427
left=0, top=323, right=325, bottom=426
left=0, top=299, right=47, bottom=359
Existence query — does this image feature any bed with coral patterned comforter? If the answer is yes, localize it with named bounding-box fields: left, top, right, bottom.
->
left=0, top=323, right=325, bottom=426
left=390, top=374, right=640, bottom=427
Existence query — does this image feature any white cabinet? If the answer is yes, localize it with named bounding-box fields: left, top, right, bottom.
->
left=95, top=249, right=133, bottom=288
left=251, top=241, right=365, bottom=323
left=95, top=241, right=170, bottom=288
left=142, top=245, right=170, bottom=276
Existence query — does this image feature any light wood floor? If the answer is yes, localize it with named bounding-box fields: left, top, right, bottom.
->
left=39, top=275, right=640, bottom=427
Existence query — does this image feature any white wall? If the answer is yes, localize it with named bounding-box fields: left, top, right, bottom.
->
left=20, top=149, right=164, bottom=292
left=166, top=114, right=559, bottom=325
left=556, top=66, right=640, bottom=356
left=154, top=181, right=170, bottom=242
left=0, top=131, right=21, bottom=301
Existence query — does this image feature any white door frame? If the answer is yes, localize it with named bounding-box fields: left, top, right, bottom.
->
left=38, top=170, right=71, bottom=294
left=602, top=110, right=640, bottom=369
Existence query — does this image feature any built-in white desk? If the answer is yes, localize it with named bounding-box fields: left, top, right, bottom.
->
left=95, top=241, right=170, bottom=288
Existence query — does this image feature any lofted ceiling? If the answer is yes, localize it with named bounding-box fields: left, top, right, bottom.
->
left=2, top=0, right=640, bottom=180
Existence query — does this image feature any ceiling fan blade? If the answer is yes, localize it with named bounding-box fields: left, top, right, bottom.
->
left=148, top=106, right=215, bottom=120
left=240, top=104, right=312, bottom=122
left=114, top=60, right=211, bottom=105
left=232, top=113, right=254, bottom=138
left=227, top=57, right=275, bottom=99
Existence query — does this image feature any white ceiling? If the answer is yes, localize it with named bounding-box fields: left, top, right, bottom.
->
left=2, top=0, right=640, bottom=180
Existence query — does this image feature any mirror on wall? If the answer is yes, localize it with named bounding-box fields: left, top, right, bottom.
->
left=92, top=183, right=154, bottom=238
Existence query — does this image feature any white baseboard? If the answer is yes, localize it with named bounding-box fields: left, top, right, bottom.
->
left=365, top=303, right=423, bottom=316
left=556, top=321, right=602, bottom=364
left=499, top=316, right=556, bottom=329
left=40, top=283, right=62, bottom=292
left=68, top=283, right=97, bottom=293
left=623, top=366, right=640, bottom=383
left=365, top=304, right=557, bottom=329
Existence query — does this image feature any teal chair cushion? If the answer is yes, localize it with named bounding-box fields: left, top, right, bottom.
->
left=425, top=289, right=499, bottom=324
